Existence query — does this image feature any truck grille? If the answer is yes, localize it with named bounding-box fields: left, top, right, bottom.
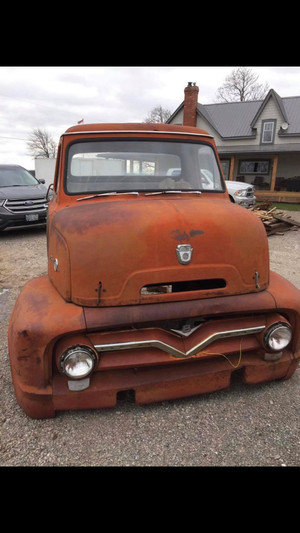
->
left=246, top=187, right=254, bottom=197
left=4, top=197, right=47, bottom=213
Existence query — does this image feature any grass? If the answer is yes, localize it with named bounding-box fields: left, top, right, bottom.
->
left=257, top=201, right=300, bottom=211
left=273, top=202, right=300, bottom=211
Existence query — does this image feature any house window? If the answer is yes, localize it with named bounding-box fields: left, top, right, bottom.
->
left=275, top=176, right=300, bottom=192
left=238, top=159, right=271, bottom=190
left=220, top=159, right=230, bottom=179
left=261, top=120, right=276, bottom=144
left=239, top=160, right=270, bottom=174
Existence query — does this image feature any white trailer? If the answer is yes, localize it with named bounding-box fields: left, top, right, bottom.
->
left=35, top=158, right=56, bottom=188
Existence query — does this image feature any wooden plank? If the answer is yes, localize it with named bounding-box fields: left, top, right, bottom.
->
left=252, top=205, right=299, bottom=237
left=266, top=224, right=291, bottom=236
left=272, top=214, right=300, bottom=227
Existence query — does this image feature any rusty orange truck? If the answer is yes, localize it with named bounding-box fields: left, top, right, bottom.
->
left=8, top=123, right=300, bottom=418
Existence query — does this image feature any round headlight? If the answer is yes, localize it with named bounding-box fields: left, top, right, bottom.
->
left=264, top=323, right=292, bottom=351
left=61, top=346, right=98, bottom=379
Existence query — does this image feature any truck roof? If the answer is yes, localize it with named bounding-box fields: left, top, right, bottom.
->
left=63, top=122, right=212, bottom=138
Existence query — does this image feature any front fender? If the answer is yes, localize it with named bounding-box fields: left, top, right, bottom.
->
left=8, top=276, right=86, bottom=417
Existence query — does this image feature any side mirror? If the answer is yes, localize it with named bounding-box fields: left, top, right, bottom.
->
left=46, top=183, right=54, bottom=202
left=38, top=178, right=46, bottom=184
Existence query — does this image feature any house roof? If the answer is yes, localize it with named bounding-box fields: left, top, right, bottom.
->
left=167, top=89, right=300, bottom=139
left=201, top=100, right=261, bottom=138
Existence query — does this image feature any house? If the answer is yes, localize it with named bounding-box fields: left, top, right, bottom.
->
left=167, top=83, right=300, bottom=203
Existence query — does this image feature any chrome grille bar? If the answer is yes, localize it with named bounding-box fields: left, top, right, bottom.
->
left=4, top=198, right=47, bottom=213
left=94, top=325, right=265, bottom=359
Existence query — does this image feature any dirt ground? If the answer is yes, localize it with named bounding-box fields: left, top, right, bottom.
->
left=0, top=213, right=299, bottom=467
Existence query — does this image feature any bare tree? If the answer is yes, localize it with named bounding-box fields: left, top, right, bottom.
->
left=216, top=67, right=269, bottom=102
left=27, top=128, right=57, bottom=158
left=144, top=105, right=172, bottom=123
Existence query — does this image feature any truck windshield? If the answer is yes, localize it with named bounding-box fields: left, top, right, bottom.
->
left=66, top=140, right=224, bottom=194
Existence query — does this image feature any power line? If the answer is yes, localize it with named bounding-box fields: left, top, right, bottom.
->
left=0, top=135, right=26, bottom=141
left=0, top=92, right=79, bottom=116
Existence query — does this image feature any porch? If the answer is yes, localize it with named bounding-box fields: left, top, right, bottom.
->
left=219, top=148, right=300, bottom=204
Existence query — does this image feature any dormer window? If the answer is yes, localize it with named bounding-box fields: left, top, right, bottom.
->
left=261, top=120, right=276, bottom=144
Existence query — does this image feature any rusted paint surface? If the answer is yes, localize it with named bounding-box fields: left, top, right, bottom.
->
left=48, top=124, right=269, bottom=307
left=8, top=276, right=86, bottom=418
left=84, top=285, right=277, bottom=332
left=49, top=195, right=269, bottom=307
left=8, top=271, right=300, bottom=418
left=7, top=123, right=300, bottom=418
left=52, top=349, right=298, bottom=413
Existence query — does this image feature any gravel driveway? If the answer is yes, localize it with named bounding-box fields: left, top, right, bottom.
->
left=1, top=213, right=299, bottom=467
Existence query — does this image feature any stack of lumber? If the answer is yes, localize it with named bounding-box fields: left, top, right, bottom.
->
left=250, top=202, right=300, bottom=236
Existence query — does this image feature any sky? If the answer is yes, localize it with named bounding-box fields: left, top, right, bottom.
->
left=1, top=65, right=300, bottom=170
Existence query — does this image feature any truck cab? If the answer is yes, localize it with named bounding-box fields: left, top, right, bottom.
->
left=8, top=123, right=300, bottom=418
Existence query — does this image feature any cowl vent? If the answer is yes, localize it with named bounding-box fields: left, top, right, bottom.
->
left=141, top=279, right=226, bottom=295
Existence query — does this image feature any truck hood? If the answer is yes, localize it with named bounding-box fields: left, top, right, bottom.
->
left=48, top=195, right=269, bottom=306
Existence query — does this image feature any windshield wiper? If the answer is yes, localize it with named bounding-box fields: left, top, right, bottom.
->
left=77, top=191, right=140, bottom=201
left=77, top=190, right=202, bottom=201
left=145, top=190, right=202, bottom=196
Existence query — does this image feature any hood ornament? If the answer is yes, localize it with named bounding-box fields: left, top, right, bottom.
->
left=176, top=244, right=193, bottom=265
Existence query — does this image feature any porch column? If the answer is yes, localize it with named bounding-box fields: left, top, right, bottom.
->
left=270, top=155, right=278, bottom=192
left=229, top=156, right=235, bottom=181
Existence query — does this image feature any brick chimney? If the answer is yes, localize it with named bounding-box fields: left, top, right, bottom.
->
left=183, top=82, right=199, bottom=127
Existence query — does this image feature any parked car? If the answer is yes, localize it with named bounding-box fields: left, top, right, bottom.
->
left=225, top=180, right=256, bottom=208
left=0, top=165, right=48, bottom=232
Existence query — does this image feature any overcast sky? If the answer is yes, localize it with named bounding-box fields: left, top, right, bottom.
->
left=1, top=65, right=300, bottom=170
